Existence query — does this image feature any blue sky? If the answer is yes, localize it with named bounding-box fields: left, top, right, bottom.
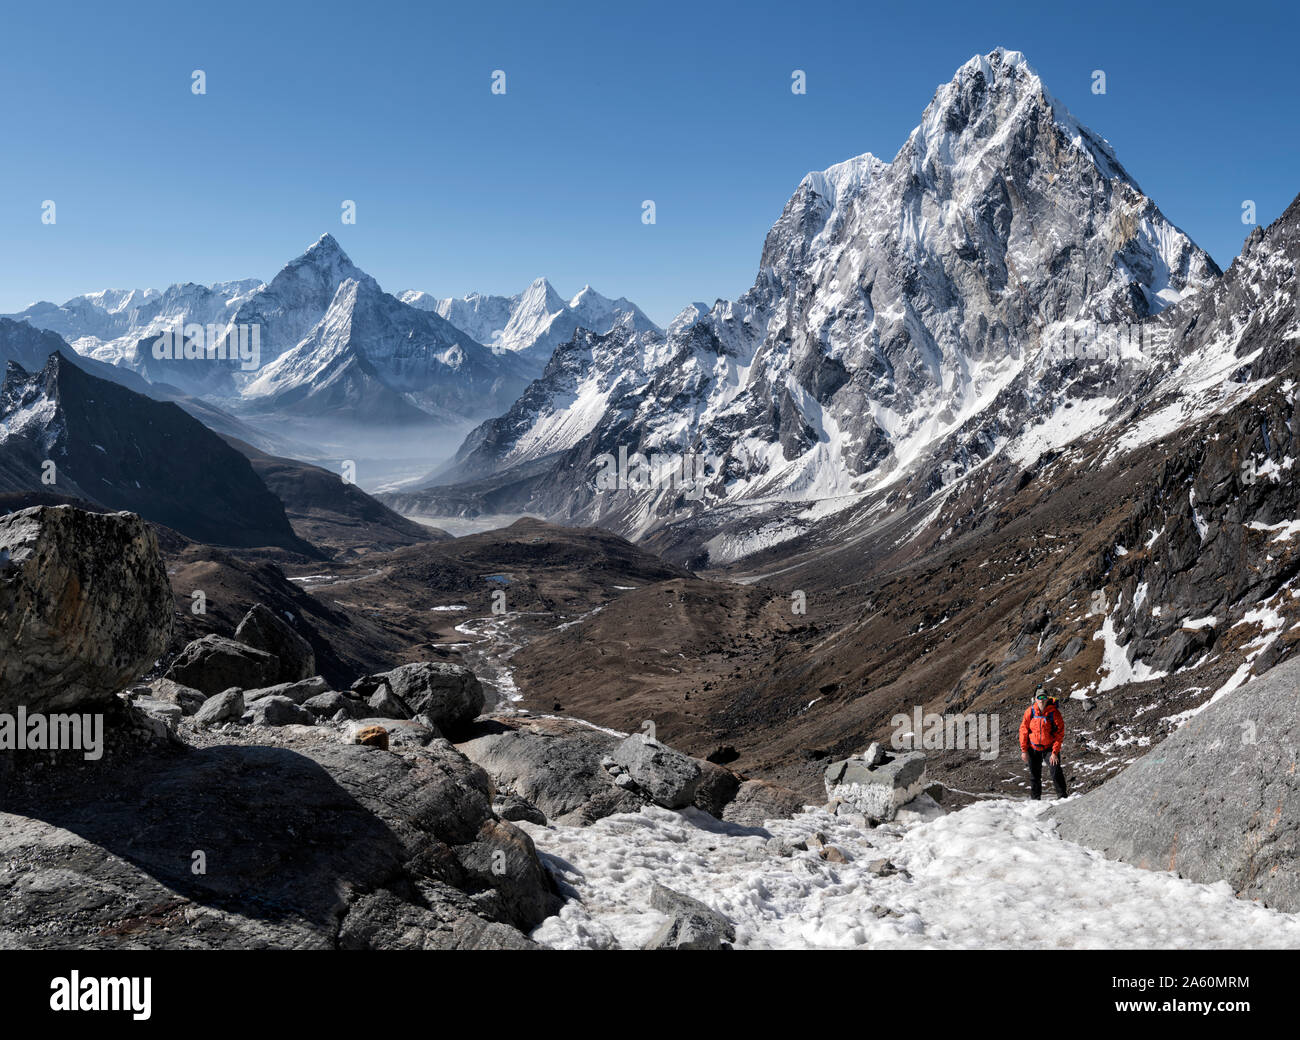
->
left=1, top=0, right=1296, bottom=325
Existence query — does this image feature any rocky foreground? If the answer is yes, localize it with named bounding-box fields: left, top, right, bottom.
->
left=0, top=505, right=815, bottom=950
left=4, top=504, right=1298, bottom=949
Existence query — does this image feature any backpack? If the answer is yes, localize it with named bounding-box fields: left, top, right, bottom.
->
left=1027, top=701, right=1059, bottom=751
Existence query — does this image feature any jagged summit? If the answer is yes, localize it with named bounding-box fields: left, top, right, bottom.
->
left=401, top=276, right=662, bottom=366
left=909, top=48, right=1129, bottom=183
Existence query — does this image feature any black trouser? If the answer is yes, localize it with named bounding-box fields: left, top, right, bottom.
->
left=1026, top=748, right=1068, bottom=800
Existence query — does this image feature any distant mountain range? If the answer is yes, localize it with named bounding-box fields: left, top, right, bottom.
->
left=401, top=278, right=661, bottom=367
left=2, top=236, right=657, bottom=439
left=0, top=329, right=439, bottom=553
left=0, top=233, right=663, bottom=544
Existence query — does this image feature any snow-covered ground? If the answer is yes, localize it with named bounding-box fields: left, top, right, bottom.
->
left=522, top=798, right=1300, bottom=949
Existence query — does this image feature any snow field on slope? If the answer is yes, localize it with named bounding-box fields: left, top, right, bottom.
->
left=522, top=798, right=1300, bottom=950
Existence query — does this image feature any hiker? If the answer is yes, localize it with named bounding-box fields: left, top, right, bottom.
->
left=1019, top=685, right=1068, bottom=800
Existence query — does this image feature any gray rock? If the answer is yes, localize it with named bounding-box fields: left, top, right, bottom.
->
left=824, top=750, right=927, bottom=822
left=243, top=676, right=331, bottom=706
left=194, top=688, right=245, bottom=726
left=367, top=686, right=410, bottom=719
left=146, top=678, right=207, bottom=716
left=765, top=837, right=807, bottom=857
left=1059, top=636, right=1086, bottom=662
left=610, top=733, right=702, bottom=809
left=495, top=794, right=547, bottom=826
left=129, top=696, right=182, bottom=729
left=123, top=700, right=182, bottom=746
left=358, top=662, right=485, bottom=736
left=457, top=716, right=646, bottom=825
left=303, top=691, right=360, bottom=719
left=234, top=603, right=315, bottom=684
left=1053, top=653, right=1300, bottom=912
left=863, top=741, right=886, bottom=767
left=0, top=506, right=172, bottom=713
left=244, top=695, right=313, bottom=727
left=0, top=735, right=561, bottom=948
left=720, top=779, right=807, bottom=827
left=450, top=918, right=540, bottom=950
left=165, top=635, right=279, bottom=697
left=644, top=883, right=735, bottom=950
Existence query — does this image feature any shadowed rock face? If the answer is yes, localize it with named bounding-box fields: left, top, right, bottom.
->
left=234, top=603, right=316, bottom=684
left=0, top=354, right=317, bottom=555
left=164, top=634, right=280, bottom=696
left=1052, top=654, right=1300, bottom=912
left=0, top=736, right=561, bottom=949
left=0, top=505, right=172, bottom=712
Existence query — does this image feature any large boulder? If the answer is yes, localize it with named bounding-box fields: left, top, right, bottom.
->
left=356, top=662, right=484, bottom=736
left=1053, top=654, right=1300, bottom=912
left=720, top=779, right=807, bottom=827
left=0, top=506, right=172, bottom=712
left=165, top=635, right=279, bottom=696
left=243, top=677, right=330, bottom=706
left=692, top=760, right=743, bottom=818
left=0, top=733, right=562, bottom=948
left=824, top=750, right=927, bottom=822
left=234, top=604, right=315, bottom=684
left=303, top=691, right=361, bottom=720
left=243, top=695, right=312, bottom=727
left=610, top=733, right=702, bottom=810
left=457, top=716, right=647, bottom=825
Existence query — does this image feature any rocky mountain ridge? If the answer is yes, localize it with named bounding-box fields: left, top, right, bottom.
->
left=395, top=49, right=1221, bottom=555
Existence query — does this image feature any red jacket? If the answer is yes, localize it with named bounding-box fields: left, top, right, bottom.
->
left=1019, top=699, right=1064, bottom=755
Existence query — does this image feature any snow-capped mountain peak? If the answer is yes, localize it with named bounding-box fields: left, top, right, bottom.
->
left=241, top=273, right=531, bottom=427
left=400, top=277, right=662, bottom=368
left=287, top=233, right=370, bottom=288
left=410, top=48, right=1223, bottom=560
